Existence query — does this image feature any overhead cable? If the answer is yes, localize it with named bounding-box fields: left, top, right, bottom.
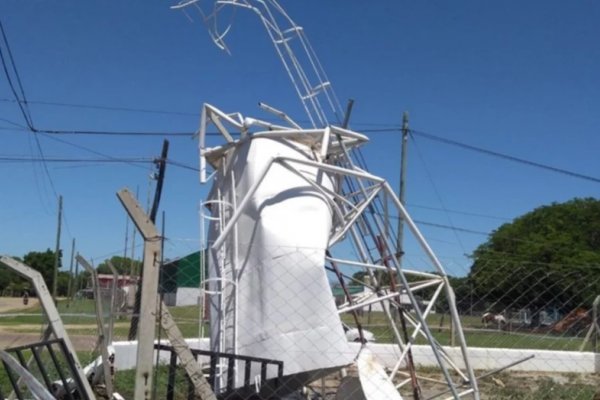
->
left=0, top=155, right=153, bottom=163
left=411, top=129, right=600, bottom=184
left=0, top=19, right=59, bottom=199
left=0, top=97, right=200, bottom=117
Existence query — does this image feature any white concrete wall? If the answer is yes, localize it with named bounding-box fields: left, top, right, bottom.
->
left=175, top=287, right=202, bottom=306
left=112, top=339, right=599, bottom=374
left=112, top=339, right=208, bottom=370
left=359, top=343, right=599, bottom=374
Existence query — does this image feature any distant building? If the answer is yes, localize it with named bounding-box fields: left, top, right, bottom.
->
left=97, top=274, right=138, bottom=289
left=331, top=285, right=365, bottom=306
left=160, top=251, right=205, bottom=307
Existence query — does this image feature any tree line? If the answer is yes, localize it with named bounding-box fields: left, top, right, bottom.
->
left=351, top=197, right=600, bottom=318
left=0, top=252, right=141, bottom=297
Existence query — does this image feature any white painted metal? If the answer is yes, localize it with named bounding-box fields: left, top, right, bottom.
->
left=196, top=105, right=480, bottom=398
left=357, top=349, right=403, bottom=400
left=75, top=254, right=114, bottom=398
left=0, top=351, right=55, bottom=400
left=176, top=0, right=480, bottom=396
left=0, top=256, right=95, bottom=398
left=174, top=0, right=344, bottom=128
left=207, top=136, right=354, bottom=391
left=107, top=260, right=119, bottom=344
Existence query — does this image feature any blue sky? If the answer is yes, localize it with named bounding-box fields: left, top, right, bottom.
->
left=0, top=1, right=598, bottom=275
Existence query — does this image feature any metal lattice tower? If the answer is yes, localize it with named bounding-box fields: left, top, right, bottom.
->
left=176, top=1, right=480, bottom=398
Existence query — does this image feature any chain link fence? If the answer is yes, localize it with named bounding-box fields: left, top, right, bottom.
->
left=2, top=248, right=600, bottom=398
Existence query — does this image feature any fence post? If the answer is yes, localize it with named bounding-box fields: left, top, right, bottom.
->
left=580, top=295, right=600, bottom=352
left=117, top=188, right=217, bottom=400
left=0, top=256, right=95, bottom=398
left=76, top=254, right=114, bottom=397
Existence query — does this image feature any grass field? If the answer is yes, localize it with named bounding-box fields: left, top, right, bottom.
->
left=340, top=312, right=591, bottom=351
left=1, top=299, right=598, bottom=399
left=0, top=300, right=593, bottom=351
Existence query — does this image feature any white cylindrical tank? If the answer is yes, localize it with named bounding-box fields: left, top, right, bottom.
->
left=207, top=136, right=353, bottom=386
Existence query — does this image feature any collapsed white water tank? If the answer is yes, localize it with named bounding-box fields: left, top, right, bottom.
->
left=207, top=136, right=353, bottom=387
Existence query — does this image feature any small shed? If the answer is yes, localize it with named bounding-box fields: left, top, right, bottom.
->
left=160, top=251, right=205, bottom=306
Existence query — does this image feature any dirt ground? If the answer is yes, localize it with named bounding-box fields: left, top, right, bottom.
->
left=308, top=367, right=600, bottom=399
left=0, top=296, right=97, bottom=350
left=0, top=296, right=39, bottom=313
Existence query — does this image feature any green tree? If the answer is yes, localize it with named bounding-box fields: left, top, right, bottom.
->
left=97, top=256, right=141, bottom=275
left=0, top=264, right=26, bottom=295
left=426, top=275, right=472, bottom=313
left=23, top=249, right=61, bottom=292
left=469, top=198, right=600, bottom=316
left=56, top=271, right=71, bottom=296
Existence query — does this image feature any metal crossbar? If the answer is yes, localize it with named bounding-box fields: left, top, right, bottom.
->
left=155, top=343, right=284, bottom=399
left=3, top=338, right=90, bottom=400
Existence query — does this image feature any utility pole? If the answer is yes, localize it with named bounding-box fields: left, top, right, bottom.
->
left=52, top=195, right=63, bottom=302
left=129, top=186, right=139, bottom=277
left=74, top=254, right=80, bottom=294
left=150, top=140, right=169, bottom=223
left=128, top=140, right=169, bottom=341
left=66, top=238, right=75, bottom=307
left=396, top=112, right=409, bottom=264
left=119, top=188, right=216, bottom=400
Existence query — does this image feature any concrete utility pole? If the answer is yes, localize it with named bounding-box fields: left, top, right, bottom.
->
left=118, top=188, right=216, bottom=400
left=128, top=140, right=169, bottom=341
left=396, top=112, right=409, bottom=265
left=118, top=189, right=161, bottom=400
left=52, top=195, right=63, bottom=302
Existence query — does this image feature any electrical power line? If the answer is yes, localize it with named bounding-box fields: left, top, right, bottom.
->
left=413, top=219, right=489, bottom=236
left=0, top=155, right=153, bottom=163
left=166, top=159, right=200, bottom=172
left=4, top=93, right=596, bottom=185
left=0, top=124, right=198, bottom=137
left=411, top=129, right=600, bottom=184
left=0, top=97, right=200, bottom=117
left=0, top=117, right=26, bottom=129
left=339, top=126, right=600, bottom=185
left=411, top=132, right=469, bottom=253
left=35, top=128, right=196, bottom=137
left=1, top=19, right=59, bottom=200
left=407, top=203, right=511, bottom=221
left=38, top=132, right=151, bottom=171
left=0, top=97, right=410, bottom=129
left=0, top=24, right=33, bottom=129
left=0, top=124, right=219, bottom=137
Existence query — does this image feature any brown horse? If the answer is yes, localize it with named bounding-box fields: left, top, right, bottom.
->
left=551, top=308, right=590, bottom=333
